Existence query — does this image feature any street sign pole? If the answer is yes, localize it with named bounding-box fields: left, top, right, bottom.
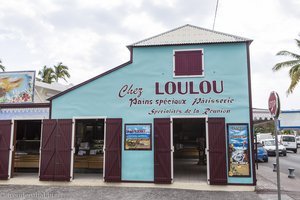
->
left=274, top=118, right=281, bottom=200
left=268, top=91, right=281, bottom=200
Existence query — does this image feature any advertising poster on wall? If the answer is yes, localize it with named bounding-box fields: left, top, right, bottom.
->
left=125, top=124, right=152, bottom=150
left=227, top=123, right=251, bottom=177
left=0, top=71, right=35, bottom=103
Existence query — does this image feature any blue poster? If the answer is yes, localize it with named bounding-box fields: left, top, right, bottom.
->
left=227, top=124, right=250, bottom=177
left=125, top=124, right=151, bottom=150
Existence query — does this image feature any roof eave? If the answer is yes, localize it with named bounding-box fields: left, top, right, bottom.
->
left=128, top=40, right=253, bottom=48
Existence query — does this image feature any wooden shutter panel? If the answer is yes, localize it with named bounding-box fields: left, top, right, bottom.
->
left=208, top=118, right=227, bottom=185
left=54, top=119, right=72, bottom=181
left=104, top=118, right=122, bottom=182
left=174, top=50, right=203, bottom=76
left=40, top=119, right=73, bottom=181
left=154, top=118, right=172, bottom=184
left=0, top=120, right=12, bottom=180
left=40, top=120, right=57, bottom=181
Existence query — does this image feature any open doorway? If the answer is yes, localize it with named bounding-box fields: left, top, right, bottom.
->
left=13, top=120, right=42, bottom=175
left=73, top=119, right=105, bottom=179
left=172, top=117, right=207, bottom=182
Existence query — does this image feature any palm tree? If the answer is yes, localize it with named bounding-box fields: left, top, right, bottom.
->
left=53, top=62, right=70, bottom=82
left=38, top=66, right=55, bottom=83
left=273, top=34, right=300, bottom=94
left=0, top=59, right=5, bottom=71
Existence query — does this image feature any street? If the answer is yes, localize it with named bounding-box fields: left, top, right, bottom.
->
left=256, top=148, right=300, bottom=200
left=259, top=150, right=300, bottom=177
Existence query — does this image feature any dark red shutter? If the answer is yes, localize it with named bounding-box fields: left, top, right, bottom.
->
left=40, top=119, right=73, bottom=181
left=54, top=119, right=72, bottom=181
left=104, top=118, right=122, bottom=182
left=0, top=120, right=12, bottom=180
left=154, top=118, right=172, bottom=184
left=40, top=120, right=57, bottom=181
left=174, top=50, right=203, bottom=76
left=208, top=118, right=227, bottom=185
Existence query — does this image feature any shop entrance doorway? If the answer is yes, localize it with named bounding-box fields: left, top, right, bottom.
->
left=13, top=120, right=42, bottom=176
left=154, top=117, right=227, bottom=185
left=73, top=119, right=105, bottom=179
left=172, top=117, right=207, bottom=183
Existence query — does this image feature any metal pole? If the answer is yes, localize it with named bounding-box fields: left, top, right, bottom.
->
left=274, top=118, right=281, bottom=200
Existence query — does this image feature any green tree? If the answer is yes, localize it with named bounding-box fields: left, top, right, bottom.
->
left=38, top=66, right=55, bottom=83
left=53, top=62, right=70, bottom=82
left=273, top=34, right=300, bottom=94
left=38, top=62, right=70, bottom=83
left=0, top=59, right=5, bottom=72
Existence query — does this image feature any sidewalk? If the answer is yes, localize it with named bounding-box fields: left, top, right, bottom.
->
left=256, top=165, right=300, bottom=200
left=0, top=173, right=254, bottom=192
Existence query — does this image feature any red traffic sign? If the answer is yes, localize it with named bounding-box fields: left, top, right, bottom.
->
left=268, top=91, right=280, bottom=118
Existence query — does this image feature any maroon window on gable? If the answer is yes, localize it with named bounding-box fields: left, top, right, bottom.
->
left=174, top=50, right=203, bottom=76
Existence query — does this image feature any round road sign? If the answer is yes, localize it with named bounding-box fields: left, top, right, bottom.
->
left=268, top=91, right=280, bottom=118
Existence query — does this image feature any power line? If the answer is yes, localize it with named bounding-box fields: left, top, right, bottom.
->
left=213, top=0, right=219, bottom=30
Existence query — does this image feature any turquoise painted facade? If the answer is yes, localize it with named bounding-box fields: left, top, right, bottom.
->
left=51, top=38, right=253, bottom=184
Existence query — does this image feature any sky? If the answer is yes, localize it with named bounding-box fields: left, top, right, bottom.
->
left=0, top=0, right=299, bottom=110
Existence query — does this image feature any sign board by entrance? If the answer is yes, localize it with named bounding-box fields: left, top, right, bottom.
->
left=268, top=91, right=280, bottom=118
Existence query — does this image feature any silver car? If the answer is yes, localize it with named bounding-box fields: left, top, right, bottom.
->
left=262, top=139, right=287, bottom=156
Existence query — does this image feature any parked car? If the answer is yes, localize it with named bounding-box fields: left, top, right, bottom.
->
left=278, top=135, right=297, bottom=153
left=296, top=136, right=300, bottom=148
left=262, top=139, right=287, bottom=156
left=254, top=143, right=268, bottom=162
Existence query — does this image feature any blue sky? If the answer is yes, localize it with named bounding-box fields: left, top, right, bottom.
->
left=0, top=0, right=299, bottom=109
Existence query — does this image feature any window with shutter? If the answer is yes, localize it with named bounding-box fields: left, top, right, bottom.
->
left=174, top=49, right=204, bottom=77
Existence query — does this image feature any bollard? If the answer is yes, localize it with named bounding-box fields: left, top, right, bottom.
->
left=273, top=163, right=277, bottom=172
left=288, top=168, right=295, bottom=178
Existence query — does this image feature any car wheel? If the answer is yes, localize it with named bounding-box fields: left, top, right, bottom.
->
left=264, top=158, right=268, bottom=162
left=283, top=152, right=287, bottom=156
left=294, top=149, right=297, bottom=153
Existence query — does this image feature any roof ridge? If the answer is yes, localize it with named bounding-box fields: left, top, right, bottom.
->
left=128, top=24, right=252, bottom=47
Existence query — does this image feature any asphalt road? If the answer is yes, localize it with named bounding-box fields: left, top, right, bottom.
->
left=259, top=149, right=300, bottom=177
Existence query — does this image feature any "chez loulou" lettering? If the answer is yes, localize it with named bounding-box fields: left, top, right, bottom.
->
left=155, top=80, right=224, bottom=95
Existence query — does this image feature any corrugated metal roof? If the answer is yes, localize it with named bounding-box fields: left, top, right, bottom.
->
left=129, top=24, right=252, bottom=47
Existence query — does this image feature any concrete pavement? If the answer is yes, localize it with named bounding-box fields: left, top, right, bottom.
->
left=256, top=164, right=300, bottom=200
left=0, top=164, right=299, bottom=199
left=0, top=173, right=255, bottom=192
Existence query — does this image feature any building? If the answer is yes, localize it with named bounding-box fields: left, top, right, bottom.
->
left=1, top=25, right=255, bottom=186
left=0, top=76, right=71, bottom=180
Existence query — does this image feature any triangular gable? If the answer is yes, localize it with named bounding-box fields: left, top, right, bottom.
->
left=129, top=24, right=252, bottom=47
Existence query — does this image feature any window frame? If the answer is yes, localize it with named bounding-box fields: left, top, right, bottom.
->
left=173, top=48, right=205, bottom=78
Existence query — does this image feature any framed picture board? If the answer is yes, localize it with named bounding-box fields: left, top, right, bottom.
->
left=0, top=71, right=35, bottom=103
left=124, top=124, right=152, bottom=150
left=227, top=123, right=251, bottom=177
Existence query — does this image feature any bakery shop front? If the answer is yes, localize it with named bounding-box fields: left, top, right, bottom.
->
left=0, top=24, right=255, bottom=186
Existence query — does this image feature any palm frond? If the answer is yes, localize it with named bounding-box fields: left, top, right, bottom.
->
left=296, top=36, right=300, bottom=48
left=272, top=60, right=300, bottom=71
left=0, top=59, right=5, bottom=71
left=276, top=51, right=300, bottom=59
left=287, top=65, right=300, bottom=94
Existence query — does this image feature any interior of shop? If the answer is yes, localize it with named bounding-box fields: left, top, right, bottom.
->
left=173, top=118, right=207, bottom=182
left=14, top=120, right=42, bottom=173
left=73, top=119, right=104, bottom=177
